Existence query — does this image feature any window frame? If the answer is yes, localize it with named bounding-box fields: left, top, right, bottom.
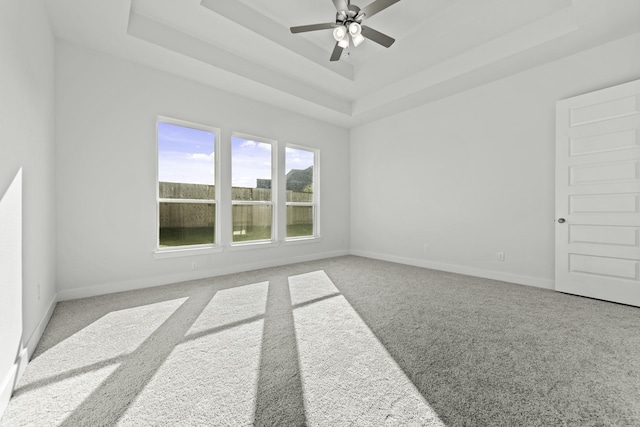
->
left=230, top=132, right=278, bottom=247
left=154, top=116, right=221, bottom=256
left=285, top=143, right=320, bottom=242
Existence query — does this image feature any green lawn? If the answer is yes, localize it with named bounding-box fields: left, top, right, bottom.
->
left=286, top=224, right=314, bottom=238
left=159, top=227, right=214, bottom=247
left=232, top=224, right=314, bottom=242
left=159, top=224, right=313, bottom=247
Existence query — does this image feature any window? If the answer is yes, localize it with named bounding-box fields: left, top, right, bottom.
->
left=155, top=120, right=318, bottom=254
left=231, top=134, right=275, bottom=243
left=157, top=119, right=218, bottom=249
left=286, top=145, right=317, bottom=239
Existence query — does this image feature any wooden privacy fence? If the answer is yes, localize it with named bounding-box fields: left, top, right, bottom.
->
left=159, top=182, right=312, bottom=228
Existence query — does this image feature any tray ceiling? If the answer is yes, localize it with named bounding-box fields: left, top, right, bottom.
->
left=45, top=0, right=640, bottom=128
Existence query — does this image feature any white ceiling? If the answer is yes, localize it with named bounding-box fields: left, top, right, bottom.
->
left=44, top=0, right=640, bottom=128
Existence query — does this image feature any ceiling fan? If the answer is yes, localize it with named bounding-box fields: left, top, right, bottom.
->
left=290, top=0, right=402, bottom=61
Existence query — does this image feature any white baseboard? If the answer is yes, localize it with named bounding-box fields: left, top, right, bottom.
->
left=0, top=364, right=17, bottom=421
left=26, top=294, right=58, bottom=358
left=350, top=250, right=555, bottom=290
left=0, top=293, right=56, bottom=420
left=14, top=347, right=28, bottom=392
left=57, top=250, right=350, bottom=301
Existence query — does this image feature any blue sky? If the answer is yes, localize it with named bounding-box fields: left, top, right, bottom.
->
left=231, top=138, right=314, bottom=188
left=231, top=136, right=272, bottom=188
left=158, top=123, right=314, bottom=188
left=158, top=122, right=215, bottom=185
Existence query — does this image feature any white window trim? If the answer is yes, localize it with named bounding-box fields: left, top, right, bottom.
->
left=227, top=240, right=281, bottom=252
left=230, top=132, right=278, bottom=247
left=285, top=143, right=320, bottom=242
left=283, top=236, right=323, bottom=246
left=153, top=246, right=224, bottom=259
left=155, top=116, right=221, bottom=257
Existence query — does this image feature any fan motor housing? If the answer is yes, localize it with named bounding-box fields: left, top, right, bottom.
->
left=336, top=5, right=362, bottom=25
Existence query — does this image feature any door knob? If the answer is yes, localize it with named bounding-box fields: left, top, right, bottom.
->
left=557, top=218, right=566, bottom=223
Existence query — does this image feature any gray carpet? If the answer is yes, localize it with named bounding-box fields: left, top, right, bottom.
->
left=2, top=256, right=639, bottom=426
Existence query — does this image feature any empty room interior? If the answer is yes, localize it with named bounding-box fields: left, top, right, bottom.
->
left=2, top=0, right=640, bottom=425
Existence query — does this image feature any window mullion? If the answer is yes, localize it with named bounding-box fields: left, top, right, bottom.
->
left=286, top=202, right=314, bottom=207
left=159, top=198, right=216, bottom=204
left=231, top=200, right=273, bottom=205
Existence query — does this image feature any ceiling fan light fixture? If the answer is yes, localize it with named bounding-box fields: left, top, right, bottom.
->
left=333, top=26, right=347, bottom=42
left=290, top=0, right=402, bottom=62
left=348, top=22, right=362, bottom=37
left=352, top=33, right=365, bottom=47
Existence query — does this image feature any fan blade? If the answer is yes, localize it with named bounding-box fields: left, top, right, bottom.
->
left=332, top=0, right=349, bottom=12
left=360, top=0, right=402, bottom=19
left=360, top=25, right=395, bottom=47
left=330, top=42, right=343, bottom=61
left=290, top=23, right=337, bottom=33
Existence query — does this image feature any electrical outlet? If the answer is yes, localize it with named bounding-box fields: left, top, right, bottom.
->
left=191, top=262, right=197, bottom=270
left=497, top=252, right=505, bottom=261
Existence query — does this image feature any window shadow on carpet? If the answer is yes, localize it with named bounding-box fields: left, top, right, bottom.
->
left=57, top=286, right=219, bottom=426
left=31, top=283, right=212, bottom=361
left=253, top=277, right=307, bottom=426
left=8, top=256, right=639, bottom=426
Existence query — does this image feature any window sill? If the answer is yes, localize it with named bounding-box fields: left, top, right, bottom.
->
left=153, top=237, right=321, bottom=257
left=228, top=240, right=281, bottom=251
left=284, top=236, right=323, bottom=245
left=154, top=246, right=224, bottom=259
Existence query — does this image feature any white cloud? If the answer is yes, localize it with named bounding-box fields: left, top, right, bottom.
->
left=159, top=150, right=215, bottom=185
left=188, top=152, right=214, bottom=161
left=237, top=139, right=270, bottom=151
left=232, top=177, right=255, bottom=187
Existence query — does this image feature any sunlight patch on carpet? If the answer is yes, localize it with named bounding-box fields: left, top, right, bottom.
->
left=118, top=281, right=269, bottom=426
left=3, top=298, right=187, bottom=425
left=34, top=297, right=188, bottom=370
left=8, top=364, right=120, bottom=426
left=289, top=271, right=445, bottom=426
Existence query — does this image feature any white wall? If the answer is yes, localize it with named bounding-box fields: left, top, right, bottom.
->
left=55, top=41, right=350, bottom=299
left=0, top=0, right=57, bottom=415
left=350, top=33, right=640, bottom=288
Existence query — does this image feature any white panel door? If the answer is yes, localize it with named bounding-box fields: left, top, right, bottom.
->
left=555, top=79, right=640, bottom=306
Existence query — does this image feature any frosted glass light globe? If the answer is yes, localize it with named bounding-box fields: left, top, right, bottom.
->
left=333, top=26, right=347, bottom=41
left=348, top=22, right=362, bottom=36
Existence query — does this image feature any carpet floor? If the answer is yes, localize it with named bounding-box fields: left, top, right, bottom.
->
left=2, top=256, right=639, bottom=426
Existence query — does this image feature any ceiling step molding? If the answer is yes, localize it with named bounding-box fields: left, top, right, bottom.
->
left=200, top=0, right=354, bottom=81
left=127, top=10, right=353, bottom=116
